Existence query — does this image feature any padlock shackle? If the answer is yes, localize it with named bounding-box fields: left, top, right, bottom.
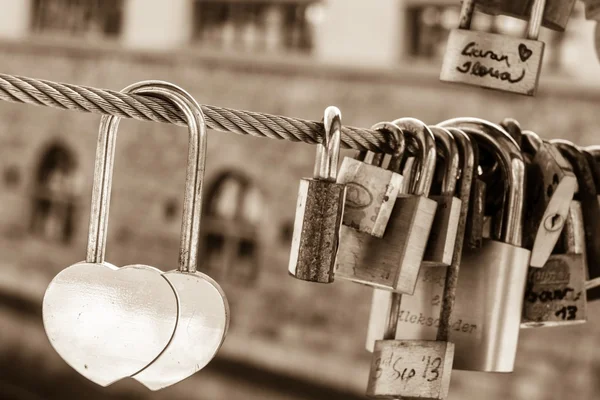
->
left=370, top=121, right=406, bottom=173
left=392, top=118, right=437, bottom=196
left=435, top=128, right=475, bottom=342
left=563, top=200, right=585, bottom=255
left=314, top=106, right=342, bottom=181
left=430, top=127, right=460, bottom=196
left=439, top=118, right=525, bottom=247
left=522, top=130, right=543, bottom=154
left=457, top=0, right=546, bottom=40
left=585, top=145, right=600, bottom=162
left=86, top=81, right=206, bottom=274
left=458, top=0, right=477, bottom=30
left=528, top=0, right=548, bottom=41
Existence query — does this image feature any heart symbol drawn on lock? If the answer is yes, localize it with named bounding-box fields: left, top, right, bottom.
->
left=43, top=262, right=179, bottom=387
left=518, top=43, right=533, bottom=62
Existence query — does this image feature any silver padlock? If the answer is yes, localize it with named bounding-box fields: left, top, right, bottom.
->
left=365, top=128, right=475, bottom=352
left=522, top=199, right=588, bottom=327
left=416, top=117, right=530, bottom=373
left=336, top=119, right=437, bottom=294
left=336, top=127, right=405, bottom=238
left=288, top=106, right=346, bottom=283
left=423, top=127, right=462, bottom=267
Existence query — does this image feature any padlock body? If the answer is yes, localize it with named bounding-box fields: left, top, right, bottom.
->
left=440, top=30, right=545, bottom=96
left=476, top=0, right=576, bottom=31
left=387, top=240, right=530, bottom=372
left=366, top=340, right=454, bottom=400
left=423, top=195, right=461, bottom=267
left=526, top=147, right=577, bottom=268
left=336, top=195, right=437, bottom=294
left=522, top=254, right=587, bottom=327
left=288, top=178, right=346, bottom=283
left=336, top=157, right=403, bottom=238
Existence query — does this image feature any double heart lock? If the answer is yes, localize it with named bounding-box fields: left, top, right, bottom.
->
left=42, top=81, right=230, bottom=390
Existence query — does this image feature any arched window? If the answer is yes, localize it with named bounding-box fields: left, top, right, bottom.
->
left=29, top=143, right=81, bottom=244
left=199, top=170, right=263, bottom=287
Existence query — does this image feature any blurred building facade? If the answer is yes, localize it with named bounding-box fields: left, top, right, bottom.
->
left=0, top=1, right=599, bottom=400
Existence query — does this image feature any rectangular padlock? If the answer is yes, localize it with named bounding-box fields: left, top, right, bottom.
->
left=521, top=132, right=577, bottom=268
left=336, top=150, right=403, bottom=238
left=440, top=0, right=546, bottom=96
left=288, top=107, right=346, bottom=283
left=336, top=120, right=437, bottom=294
left=522, top=200, right=587, bottom=327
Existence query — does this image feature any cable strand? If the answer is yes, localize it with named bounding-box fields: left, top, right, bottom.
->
left=0, top=73, right=393, bottom=153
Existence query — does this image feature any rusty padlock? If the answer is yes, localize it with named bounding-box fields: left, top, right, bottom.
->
left=336, top=129, right=404, bottom=238
left=552, top=140, right=600, bottom=302
left=336, top=119, right=437, bottom=294
left=519, top=130, right=577, bottom=267
left=522, top=198, right=588, bottom=327
left=440, top=0, right=547, bottom=96
left=288, top=106, right=346, bottom=283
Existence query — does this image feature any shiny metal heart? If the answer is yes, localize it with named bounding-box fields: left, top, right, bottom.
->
left=133, top=271, right=229, bottom=390
left=42, top=262, right=179, bottom=386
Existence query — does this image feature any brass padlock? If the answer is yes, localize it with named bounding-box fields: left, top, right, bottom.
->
left=552, top=141, right=600, bottom=303
left=476, top=0, right=576, bottom=31
left=433, top=118, right=530, bottom=372
left=520, top=130, right=577, bottom=268
left=336, top=128, right=405, bottom=238
left=336, top=119, right=437, bottom=294
left=423, top=127, right=462, bottom=267
left=440, top=0, right=546, bottom=96
left=522, top=198, right=587, bottom=327
left=366, top=291, right=454, bottom=400
left=365, top=130, right=475, bottom=400
left=288, top=106, right=346, bottom=283
left=365, top=128, right=474, bottom=353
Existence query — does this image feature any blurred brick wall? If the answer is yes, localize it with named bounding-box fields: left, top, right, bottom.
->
left=0, top=41, right=598, bottom=400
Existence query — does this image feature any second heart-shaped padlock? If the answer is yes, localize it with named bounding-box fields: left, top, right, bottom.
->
left=42, top=81, right=230, bottom=390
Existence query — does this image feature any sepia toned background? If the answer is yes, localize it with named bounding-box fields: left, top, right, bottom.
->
left=0, top=0, right=599, bottom=399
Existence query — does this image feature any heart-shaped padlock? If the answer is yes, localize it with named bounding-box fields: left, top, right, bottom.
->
left=42, top=81, right=229, bottom=389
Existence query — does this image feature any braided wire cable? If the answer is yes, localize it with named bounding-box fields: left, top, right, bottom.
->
left=0, top=73, right=395, bottom=153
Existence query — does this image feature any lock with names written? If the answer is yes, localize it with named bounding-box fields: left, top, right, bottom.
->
left=423, top=127, right=462, bottom=267
left=552, top=140, right=600, bottom=303
left=433, top=118, right=530, bottom=372
left=476, top=0, right=576, bottom=31
left=288, top=106, right=346, bottom=283
left=336, top=129, right=404, bottom=238
left=365, top=130, right=474, bottom=400
left=520, top=130, right=577, bottom=268
left=336, top=120, right=437, bottom=294
left=522, top=198, right=587, bottom=327
left=42, top=81, right=229, bottom=389
left=440, top=0, right=546, bottom=96
left=365, top=128, right=474, bottom=353
left=366, top=291, right=454, bottom=400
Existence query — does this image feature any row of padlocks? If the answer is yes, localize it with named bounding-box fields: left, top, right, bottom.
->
left=39, top=82, right=600, bottom=399
left=288, top=111, right=600, bottom=400
left=33, top=2, right=600, bottom=399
